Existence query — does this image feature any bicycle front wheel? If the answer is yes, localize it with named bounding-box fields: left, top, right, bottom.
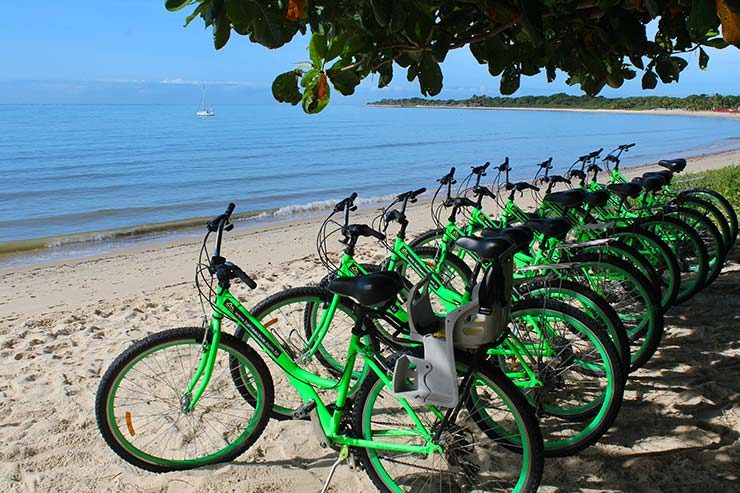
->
left=353, top=352, right=544, bottom=493
left=95, top=327, right=273, bottom=472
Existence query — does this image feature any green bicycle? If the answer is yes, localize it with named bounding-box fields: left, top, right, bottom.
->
left=95, top=203, right=545, bottom=492
left=246, top=192, right=625, bottom=457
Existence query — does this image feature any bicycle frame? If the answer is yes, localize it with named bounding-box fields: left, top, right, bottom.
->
left=187, top=285, right=442, bottom=455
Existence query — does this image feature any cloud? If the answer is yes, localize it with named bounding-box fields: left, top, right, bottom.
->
left=159, top=78, right=260, bottom=87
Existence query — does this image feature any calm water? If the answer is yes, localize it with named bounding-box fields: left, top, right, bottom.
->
left=0, top=104, right=738, bottom=261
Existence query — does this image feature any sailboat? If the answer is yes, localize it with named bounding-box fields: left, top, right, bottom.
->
left=196, top=84, right=215, bottom=117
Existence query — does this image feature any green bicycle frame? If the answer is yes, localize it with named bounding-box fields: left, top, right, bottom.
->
left=185, top=285, right=441, bottom=455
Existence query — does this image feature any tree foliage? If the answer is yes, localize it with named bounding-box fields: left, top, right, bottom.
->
left=167, top=0, right=740, bottom=113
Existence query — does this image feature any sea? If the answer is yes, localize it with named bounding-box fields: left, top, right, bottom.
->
left=1, top=103, right=738, bottom=268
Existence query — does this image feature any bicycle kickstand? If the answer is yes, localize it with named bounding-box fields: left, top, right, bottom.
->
left=321, top=445, right=349, bottom=493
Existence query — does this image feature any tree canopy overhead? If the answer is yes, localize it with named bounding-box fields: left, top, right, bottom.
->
left=166, top=0, right=740, bottom=113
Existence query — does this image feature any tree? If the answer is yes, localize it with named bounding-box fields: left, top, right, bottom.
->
left=165, top=0, right=740, bottom=113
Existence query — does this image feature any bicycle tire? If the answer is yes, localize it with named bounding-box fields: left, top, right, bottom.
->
left=95, top=327, right=273, bottom=472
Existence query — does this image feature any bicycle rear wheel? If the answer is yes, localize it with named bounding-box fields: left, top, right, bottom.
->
left=493, top=298, right=625, bottom=457
left=95, top=327, right=273, bottom=472
left=234, top=286, right=368, bottom=420
left=564, top=252, right=663, bottom=371
left=667, top=207, right=726, bottom=287
left=639, top=215, right=708, bottom=304
left=353, top=352, right=544, bottom=493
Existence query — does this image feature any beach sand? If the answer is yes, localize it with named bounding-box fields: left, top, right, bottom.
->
left=1, top=150, right=738, bottom=492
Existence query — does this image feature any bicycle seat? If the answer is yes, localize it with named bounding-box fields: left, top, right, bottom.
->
left=631, top=175, right=665, bottom=193
left=454, top=236, right=513, bottom=260
left=583, top=189, right=610, bottom=208
left=543, top=189, right=587, bottom=209
left=607, top=182, right=642, bottom=199
left=658, top=158, right=686, bottom=173
left=643, top=170, right=673, bottom=184
left=327, top=271, right=404, bottom=308
left=480, top=226, right=534, bottom=252
left=523, top=217, right=572, bottom=241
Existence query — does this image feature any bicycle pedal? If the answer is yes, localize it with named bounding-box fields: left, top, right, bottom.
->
left=292, top=400, right=316, bottom=420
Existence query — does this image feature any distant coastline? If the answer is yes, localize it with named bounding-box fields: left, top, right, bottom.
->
left=368, top=103, right=740, bottom=119
left=368, top=93, right=740, bottom=118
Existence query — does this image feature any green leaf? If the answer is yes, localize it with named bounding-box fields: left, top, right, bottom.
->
left=301, top=69, right=320, bottom=88
left=644, top=0, right=660, bottom=18
left=165, top=0, right=191, bottom=12
left=184, top=2, right=207, bottom=26
left=704, top=37, right=728, bottom=48
left=469, top=42, right=488, bottom=65
left=389, top=0, right=408, bottom=33
left=214, top=13, right=231, bottom=50
left=418, top=53, right=442, bottom=96
left=377, top=62, right=393, bottom=88
left=500, top=66, right=520, bottom=95
left=628, top=54, right=645, bottom=70
left=272, top=70, right=302, bottom=105
left=655, top=59, right=674, bottom=82
left=641, top=70, right=658, bottom=89
left=605, top=71, right=623, bottom=89
left=302, top=74, right=330, bottom=114
left=688, top=0, right=719, bottom=38
left=699, top=48, right=709, bottom=70
left=328, top=71, right=361, bottom=96
left=370, top=0, right=392, bottom=27
left=517, top=0, right=544, bottom=46
left=309, top=33, right=327, bottom=66
left=325, top=32, right=349, bottom=62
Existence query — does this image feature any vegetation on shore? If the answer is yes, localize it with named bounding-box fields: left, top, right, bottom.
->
left=368, top=94, right=740, bottom=112
left=674, top=164, right=740, bottom=208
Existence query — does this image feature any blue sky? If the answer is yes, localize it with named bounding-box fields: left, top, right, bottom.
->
left=2, top=0, right=738, bottom=104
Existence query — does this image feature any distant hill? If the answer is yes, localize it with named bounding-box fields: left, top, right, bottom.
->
left=368, top=93, right=740, bottom=112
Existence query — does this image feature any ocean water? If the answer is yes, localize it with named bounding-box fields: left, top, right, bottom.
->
left=0, top=103, right=738, bottom=265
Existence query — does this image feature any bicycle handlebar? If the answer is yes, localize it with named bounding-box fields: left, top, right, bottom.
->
left=334, top=192, right=358, bottom=213
left=438, top=167, right=456, bottom=185
left=397, top=187, right=426, bottom=202
left=537, top=157, right=554, bottom=169
left=496, top=157, right=511, bottom=172
left=471, top=161, right=490, bottom=175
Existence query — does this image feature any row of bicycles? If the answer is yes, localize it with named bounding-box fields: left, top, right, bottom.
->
left=95, top=144, right=736, bottom=492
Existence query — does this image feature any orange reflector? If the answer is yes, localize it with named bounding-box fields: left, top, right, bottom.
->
left=263, top=318, right=278, bottom=329
left=125, top=411, right=136, bottom=436
left=424, top=261, right=436, bottom=268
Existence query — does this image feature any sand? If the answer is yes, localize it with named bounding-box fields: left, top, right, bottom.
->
left=1, top=149, right=738, bottom=492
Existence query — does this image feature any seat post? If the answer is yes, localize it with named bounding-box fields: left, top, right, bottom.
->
left=351, top=305, right=368, bottom=336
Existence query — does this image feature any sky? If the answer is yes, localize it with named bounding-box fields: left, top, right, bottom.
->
left=1, top=0, right=738, bottom=105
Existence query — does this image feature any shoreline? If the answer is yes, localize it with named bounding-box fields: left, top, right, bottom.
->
left=368, top=103, right=740, bottom=119
left=2, top=145, right=739, bottom=272
left=0, top=146, right=738, bottom=322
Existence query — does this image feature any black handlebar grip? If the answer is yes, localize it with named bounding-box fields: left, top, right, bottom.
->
left=235, top=267, right=257, bottom=289
left=225, top=202, right=236, bottom=218
left=349, top=192, right=358, bottom=202
left=413, top=187, right=426, bottom=196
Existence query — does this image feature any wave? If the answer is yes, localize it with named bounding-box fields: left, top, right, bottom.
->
left=0, top=192, right=405, bottom=257
left=0, top=211, right=263, bottom=256
left=257, top=193, right=399, bottom=219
